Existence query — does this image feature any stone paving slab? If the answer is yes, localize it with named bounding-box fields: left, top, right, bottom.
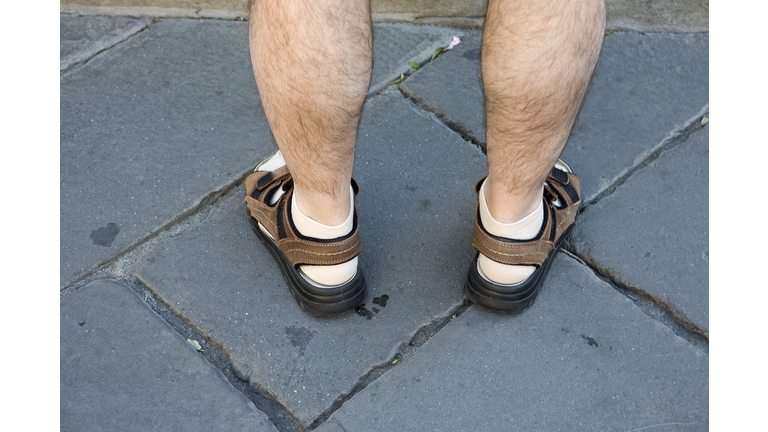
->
left=60, top=14, right=149, bottom=71
left=60, top=18, right=460, bottom=288
left=316, top=256, right=709, bottom=432
left=126, top=92, right=488, bottom=426
left=60, top=19, right=271, bottom=287
left=369, top=23, right=463, bottom=96
left=61, top=279, right=278, bottom=432
left=570, top=126, right=709, bottom=330
left=401, top=32, right=709, bottom=203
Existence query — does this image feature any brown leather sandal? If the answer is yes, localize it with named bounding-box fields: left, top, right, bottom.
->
left=464, top=163, right=580, bottom=313
left=244, top=161, right=366, bottom=317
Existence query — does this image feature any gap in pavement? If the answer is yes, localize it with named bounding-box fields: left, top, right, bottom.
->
left=307, top=299, right=473, bottom=430
left=561, top=250, right=708, bottom=353
left=581, top=105, right=709, bottom=209
left=98, top=271, right=304, bottom=432
left=60, top=183, right=304, bottom=430
left=60, top=166, right=253, bottom=293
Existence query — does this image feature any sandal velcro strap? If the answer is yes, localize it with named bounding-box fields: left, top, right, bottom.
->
left=472, top=202, right=555, bottom=267
left=245, top=170, right=362, bottom=268
left=245, top=165, right=290, bottom=197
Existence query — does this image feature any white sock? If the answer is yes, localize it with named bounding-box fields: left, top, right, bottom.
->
left=255, top=150, right=286, bottom=173
left=292, top=186, right=357, bottom=287
left=477, top=180, right=544, bottom=285
left=255, top=150, right=357, bottom=287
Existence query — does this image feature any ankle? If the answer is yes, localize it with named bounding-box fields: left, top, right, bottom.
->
left=292, top=185, right=354, bottom=238
left=293, top=184, right=353, bottom=227
left=482, top=176, right=543, bottom=224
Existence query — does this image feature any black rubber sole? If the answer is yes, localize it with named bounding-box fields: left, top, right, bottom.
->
left=464, top=223, right=574, bottom=314
left=248, top=210, right=366, bottom=317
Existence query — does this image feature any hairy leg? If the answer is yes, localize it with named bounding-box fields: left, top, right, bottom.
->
left=482, top=0, right=605, bottom=223
left=249, top=0, right=372, bottom=225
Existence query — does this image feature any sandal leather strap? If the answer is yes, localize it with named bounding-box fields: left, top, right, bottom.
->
left=245, top=168, right=362, bottom=268
left=472, top=200, right=555, bottom=266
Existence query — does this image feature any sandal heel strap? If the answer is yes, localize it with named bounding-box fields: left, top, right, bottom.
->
left=471, top=202, right=555, bottom=267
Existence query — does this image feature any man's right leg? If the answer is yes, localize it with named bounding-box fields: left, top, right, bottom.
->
left=247, top=0, right=372, bottom=307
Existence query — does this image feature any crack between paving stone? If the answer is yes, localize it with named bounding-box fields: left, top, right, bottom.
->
left=560, top=248, right=709, bottom=351
left=397, top=82, right=486, bottom=150
left=332, top=419, right=350, bottom=432
left=60, top=17, right=155, bottom=76
left=60, top=167, right=253, bottom=292
left=388, top=86, right=485, bottom=154
left=307, top=299, right=473, bottom=430
left=83, top=269, right=305, bottom=432
left=580, top=104, right=709, bottom=210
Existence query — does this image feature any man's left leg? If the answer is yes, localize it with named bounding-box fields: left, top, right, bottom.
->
left=465, top=0, right=605, bottom=312
left=245, top=0, right=372, bottom=316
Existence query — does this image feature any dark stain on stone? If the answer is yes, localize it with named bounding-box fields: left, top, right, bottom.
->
left=372, top=307, right=380, bottom=314
left=581, top=335, right=599, bottom=348
left=644, top=252, right=651, bottom=258
left=462, top=48, right=480, bottom=61
left=285, top=326, right=313, bottom=356
left=406, top=185, right=417, bottom=192
left=354, top=304, right=374, bottom=320
left=90, top=222, right=120, bottom=247
left=420, top=199, right=432, bottom=210
left=372, top=295, right=389, bottom=307
left=78, top=321, right=86, bottom=327
left=560, top=327, right=569, bottom=333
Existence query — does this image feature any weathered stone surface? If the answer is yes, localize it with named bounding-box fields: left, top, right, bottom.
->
left=571, top=126, right=709, bottom=330
left=61, top=279, right=278, bottom=432
left=126, top=93, right=488, bottom=426
left=60, top=19, right=272, bottom=287
left=61, top=0, right=249, bottom=20
left=370, top=24, right=464, bottom=96
left=60, top=14, right=148, bottom=71
left=61, top=0, right=488, bottom=20
left=316, top=256, right=709, bottom=432
left=61, top=0, right=709, bottom=32
left=372, top=0, right=487, bottom=18
left=607, top=0, right=708, bottom=32
left=401, top=32, right=709, bottom=203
